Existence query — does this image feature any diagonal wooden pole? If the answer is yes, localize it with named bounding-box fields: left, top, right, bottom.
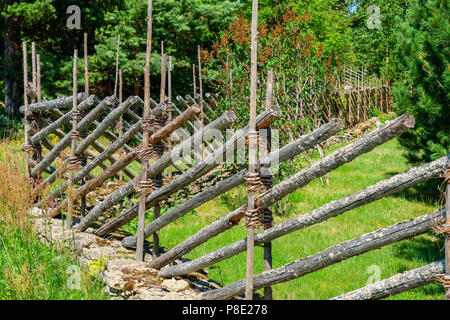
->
left=245, top=0, right=259, bottom=300
left=136, top=0, right=153, bottom=262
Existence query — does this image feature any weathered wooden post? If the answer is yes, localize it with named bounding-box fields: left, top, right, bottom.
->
left=244, top=0, right=259, bottom=300
left=261, top=70, right=274, bottom=300
left=36, top=54, right=41, bottom=103
left=136, top=0, right=154, bottom=262
left=80, top=33, right=90, bottom=216
left=84, top=33, right=89, bottom=96
left=150, top=41, right=168, bottom=258
left=22, top=42, right=33, bottom=182
left=114, top=34, right=120, bottom=97
left=118, top=68, right=124, bottom=181
left=197, top=45, right=205, bottom=159
left=31, top=42, right=36, bottom=93
left=167, top=56, right=173, bottom=179
left=193, top=63, right=197, bottom=99
left=67, top=49, right=81, bottom=228
left=445, top=167, right=450, bottom=300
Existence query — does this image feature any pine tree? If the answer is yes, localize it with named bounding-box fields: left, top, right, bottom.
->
left=393, top=0, right=449, bottom=163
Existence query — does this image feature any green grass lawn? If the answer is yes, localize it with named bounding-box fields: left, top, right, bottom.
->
left=3, top=130, right=444, bottom=300
left=139, top=138, right=445, bottom=300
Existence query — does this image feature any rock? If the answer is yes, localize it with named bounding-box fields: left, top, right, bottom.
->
left=162, top=278, right=190, bottom=292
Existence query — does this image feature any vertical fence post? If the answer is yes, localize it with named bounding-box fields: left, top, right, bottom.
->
left=22, top=42, right=32, bottom=182
left=114, top=34, right=120, bottom=97
left=261, top=70, right=274, bottom=300
left=245, top=0, right=259, bottom=301
left=80, top=33, right=89, bottom=217
left=167, top=56, right=173, bottom=179
left=67, top=49, right=79, bottom=229
left=445, top=167, right=450, bottom=300
left=31, top=42, right=36, bottom=93
left=136, top=0, right=153, bottom=262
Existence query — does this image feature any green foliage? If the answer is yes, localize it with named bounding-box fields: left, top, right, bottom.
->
left=393, top=0, right=449, bottom=163
left=349, top=0, right=409, bottom=77
left=207, top=3, right=353, bottom=144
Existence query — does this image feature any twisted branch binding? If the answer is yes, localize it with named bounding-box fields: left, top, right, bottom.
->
left=244, top=171, right=265, bottom=228
left=432, top=274, right=450, bottom=290
left=133, top=175, right=154, bottom=195
left=67, top=155, right=82, bottom=171
left=245, top=130, right=259, bottom=148
left=71, top=109, right=81, bottom=121
left=71, top=130, right=82, bottom=141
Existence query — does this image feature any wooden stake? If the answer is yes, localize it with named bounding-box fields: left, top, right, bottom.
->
left=197, top=45, right=204, bottom=159
left=67, top=49, right=78, bottom=229
left=84, top=33, right=89, bottom=96
left=262, top=70, right=274, bottom=300
left=22, top=42, right=32, bottom=180
left=136, top=0, right=153, bottom=262
left=445, top=168, right=450, bottom=300
left=114, top=34, right=121, bottom=97
left=245, top=0, right=259, bottom=300
left=118, top=68, right=124, bottom=182
left=167, top=56, right=173, bottom=179
left=192, top=64, right=197, bottom=99
left=31, top=42, right=36, bottom=92
left=36, top=54, right=41, bottom=103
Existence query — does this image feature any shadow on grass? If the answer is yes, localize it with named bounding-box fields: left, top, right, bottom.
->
left=382, top=173, right=444, bottom=206
left=391, top=235, right=445, bottom=297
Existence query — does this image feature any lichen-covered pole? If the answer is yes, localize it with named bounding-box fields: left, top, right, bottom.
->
left=136, top=0, right=153, bottom=262
left=245, top=0, right=259, bottom=300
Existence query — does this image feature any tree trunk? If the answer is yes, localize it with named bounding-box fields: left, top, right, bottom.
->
left=148, top=114, right=416, bottom=270
left=201, top=208, right=445, bottom=300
